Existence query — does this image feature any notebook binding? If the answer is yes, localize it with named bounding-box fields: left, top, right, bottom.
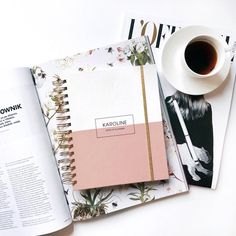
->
left=52, top=75, right=77, bottom=186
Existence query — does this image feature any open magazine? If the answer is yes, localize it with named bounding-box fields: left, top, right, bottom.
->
left=0, top=69, right=72, bottom=236
left=121, top=14, right=236, bottom=189
left=0, top=37, right=188, bottom=235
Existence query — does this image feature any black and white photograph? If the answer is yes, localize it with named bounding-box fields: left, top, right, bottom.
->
left=158, top=65, right=235, bottom=189
left=165, top=91, right=213, bottom=187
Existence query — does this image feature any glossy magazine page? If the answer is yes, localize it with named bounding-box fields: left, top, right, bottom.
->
left=0, top=68, right=72, bottom=236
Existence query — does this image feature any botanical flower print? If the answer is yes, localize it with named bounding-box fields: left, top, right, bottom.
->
left=71, top=189, right=113, bottom=221
left=32, top=66, right=47, bottom=88
left=128, top=183, right=156, bottom=203
left=122, top=40, right=152, bottom=65
left=56, top=56, right=74, bottom=69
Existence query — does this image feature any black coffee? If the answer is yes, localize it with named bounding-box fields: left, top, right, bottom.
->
left=184, top=41, right=217, bottom=75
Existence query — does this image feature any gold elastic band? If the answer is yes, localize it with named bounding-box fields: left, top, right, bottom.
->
left=140, top=65, right=154, bottom=181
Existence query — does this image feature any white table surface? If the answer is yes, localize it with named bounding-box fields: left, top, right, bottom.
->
left=1, top=1, right=236, bottom=236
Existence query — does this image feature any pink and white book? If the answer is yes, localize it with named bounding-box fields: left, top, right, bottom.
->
left=62, top=63, right=169, bottom=190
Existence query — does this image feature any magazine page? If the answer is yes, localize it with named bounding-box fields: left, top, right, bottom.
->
left=33, top=37, right=188, bottom=221
left=121, top=13, right=236, bottom=189
left=0, top=68, right=72, bottom=236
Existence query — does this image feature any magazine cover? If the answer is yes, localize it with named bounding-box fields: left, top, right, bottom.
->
left=121, top=14, right=236, bottom=189
left=33, top=37, right=188, bottom=221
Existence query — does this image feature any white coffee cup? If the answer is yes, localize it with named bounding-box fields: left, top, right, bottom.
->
left=161, top=25, right=233, bottom=95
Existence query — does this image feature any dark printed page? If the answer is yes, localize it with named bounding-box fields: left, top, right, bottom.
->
left=0, top=68, right=72, bottom=236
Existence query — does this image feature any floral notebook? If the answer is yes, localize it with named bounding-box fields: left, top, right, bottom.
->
left=33, top=36, right=188, bottom=221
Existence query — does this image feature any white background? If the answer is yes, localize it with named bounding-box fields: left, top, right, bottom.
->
left=0, top=0, right=236, bottom=236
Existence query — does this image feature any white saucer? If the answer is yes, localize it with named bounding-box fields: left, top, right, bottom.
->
left=161, top=25, right=231, bottom=95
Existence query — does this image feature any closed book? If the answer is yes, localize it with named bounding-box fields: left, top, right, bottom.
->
left=60, top=64, right=169, bottom=190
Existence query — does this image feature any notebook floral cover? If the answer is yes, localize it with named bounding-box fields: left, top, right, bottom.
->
left=33, top=36, right=188, bottom=221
